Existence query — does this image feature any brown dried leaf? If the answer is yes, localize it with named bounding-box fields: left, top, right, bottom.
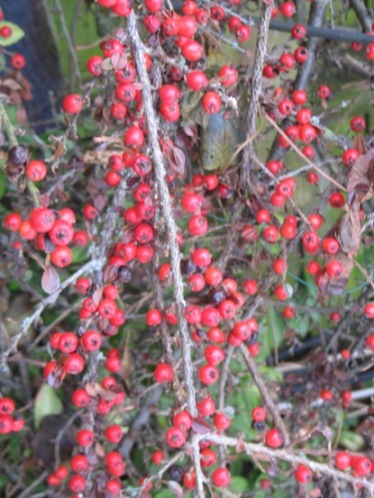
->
left=53, top=141, right=65, bottom=161
left=41, top=265, right=60, bottom=294
left=354, top=134, right=366, bottom=155
left=95, top=442, right=105, bottom=458
left=168, top=146, right=186, bottom=179
left=83, top=150, right=119, bottom=165
left=2, top=78, right=22, bottom=91
left=85, top=382, right=117, bottom=401
left=120, top=340, right=133, bottom=392
left=336, top=203, right=361, bottom=257
left=347, top=148, right=374, bottom=202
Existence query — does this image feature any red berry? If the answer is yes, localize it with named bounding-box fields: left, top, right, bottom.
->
left=265, top=428, right=283, bottom=448
left=294, top=464, right=312, bottom=484
left=11, top=54, right=26, bottom=70
left=72, top=388, right=90, bottom=408
left=342, top=148, right=360, bottom=167
left=146, top=308, right=163, bottom=326
left=63, top=94, right=83, bottom=114
left=151, top=450, right=164, bottom=465
left=26, top=159, right=47, bottom=182
left=154, top=363, right=173, bottom=383
left=236, top=24, right=251, bottom=43
left=202, top=91, right=221, bottom=114
left=186, top=70, right=208, bottom=91
left=198, top=364, right=219, bottom=385
left=218, top=65, right=238, bottom=86
left=351, top=455, right=371, bottom=477
left=144, top=0, right=163, bottom=13
left=364, top=303, right=374, bottom=319
left=172, top=410, right=193, bottom=431
left=212, top=467, right=231, bottom=487
left=204, top=345, right=225, bottom=366
left=76, top=428, right=94, bottom=447
left=104, top=424, right=124, bottom=444
left=181, top=40, right=204, bottom=61
left=50, top=245, right=73, bottom=268
left=64, top=353, right=85, bottom=375
left=350, top=116, right=366, bottom=132
left=165, top=426, right=186, bottom=448
left=197, top=397, right=215, bottom=417
left=335, top=451, right=352, bottom=470
left=252, top=406, right=266, bottom=423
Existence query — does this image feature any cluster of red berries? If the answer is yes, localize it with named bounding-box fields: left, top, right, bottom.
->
left=0, top=398, right=25, bottom=434
left=5, top=206, right=88, bottom=267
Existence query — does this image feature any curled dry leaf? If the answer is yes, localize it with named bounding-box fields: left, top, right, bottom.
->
left=336, top=202, right=361, bottom=258
left=347, top=147, right=374, bottom=202
left=41, top=265, right=60, bottom=294
left=85, top=382, right=117, bottom=401
left=48, top=361, right=66, bottom=389
left=191, top=417, right=211, bottom=435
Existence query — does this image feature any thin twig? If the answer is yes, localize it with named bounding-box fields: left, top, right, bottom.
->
left=15, top=471, right=49, bottom=498
left=54, top=0, right=81, bottom=88
left=0, top=258, right=104, bottom=368
left=264, top=113, right=347, bottom=192
left=240, top=344, right=292, bottom=447
left=194, top=433, right=374, bottom=495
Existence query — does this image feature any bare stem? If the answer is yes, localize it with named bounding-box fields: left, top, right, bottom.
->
left=53, top=0, right=81, bottom=88
left=128, top=12, right=204, bottom=497
left=195, top=433, right=374, bottom=494
left=241, top=1, right=273, bottom=191
left=264, top=113, right=347, bottom=192
left=240, top=344, right=291, bottom=447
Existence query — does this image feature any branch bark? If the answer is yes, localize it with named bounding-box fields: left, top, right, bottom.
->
left=127, top=12, right=205, bottom=497
left=195, top=433, right=374, bottom=495
left=240, top=1, right=273, bottom=192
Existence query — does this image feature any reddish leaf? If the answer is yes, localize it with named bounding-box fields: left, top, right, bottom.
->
left=192, top=417, right=211, bottom=435
left=41, top=265, right=60, bottom=294
left=236, top=434, right=246, bottom=453
left=48, top=363, right=66, bottom=389
left=110, top=52, right=128, bottom=70
left=169, top=146, right=186, bottom=178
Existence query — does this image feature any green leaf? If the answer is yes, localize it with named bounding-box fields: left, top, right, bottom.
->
left=154, top=490, right=174, bottom=498
left=261, top=307, right=284, bottom=357
left=338, top=431, right=365, bottom=451
left=33, top=384, right=63, bottom=428
left=0, top=22, right=25, bottom=46
left=231, top=476, right=250, bottom=492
